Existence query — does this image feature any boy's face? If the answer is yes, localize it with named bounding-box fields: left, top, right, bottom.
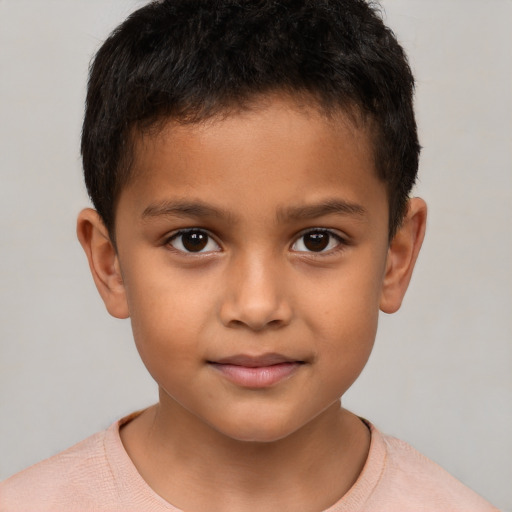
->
left=91, top=97, right=411, bottom=442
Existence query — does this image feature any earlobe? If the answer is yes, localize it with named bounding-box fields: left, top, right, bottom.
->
left=379, top=198, right=427, bottom=314
left=76, top=208, right=130, bottom=319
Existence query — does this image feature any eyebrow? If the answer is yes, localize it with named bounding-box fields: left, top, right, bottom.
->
left=276, top=199, right=367, bottom=222
left=141, top=200, right=233, bottom=221
left=141, top=198, right=367, bottom=223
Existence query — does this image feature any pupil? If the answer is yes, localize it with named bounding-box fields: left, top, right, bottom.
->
left=304, top=232, right=329, bottom=252
left=182, top=232, right=208, bottom=252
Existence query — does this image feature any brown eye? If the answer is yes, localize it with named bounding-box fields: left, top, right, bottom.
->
left=303, top=232, right=330, bottom=251
left=291, top=230, right=342, bottom=253
left=182, top=231, right=208, bottom=251
left=169, top=230, right=220, bottom=253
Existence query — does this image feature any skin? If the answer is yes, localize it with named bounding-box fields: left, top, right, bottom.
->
left=77, top=95, right=426, bottom=511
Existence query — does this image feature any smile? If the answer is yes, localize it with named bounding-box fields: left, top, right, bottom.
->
left=208, top=354, right=305, bottom=388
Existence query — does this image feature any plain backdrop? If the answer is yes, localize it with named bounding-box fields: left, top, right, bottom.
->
left=0, top=1, right=511, bottom=510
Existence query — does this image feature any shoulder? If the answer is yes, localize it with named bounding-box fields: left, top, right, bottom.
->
left=0, top=412, right=175, bottom=512
left=368, top=427, right=498, bottom=511
left=0, top=427, right=114, bottom=511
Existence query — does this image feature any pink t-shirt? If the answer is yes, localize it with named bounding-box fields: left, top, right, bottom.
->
left=0, top=413, right=498, bottom=511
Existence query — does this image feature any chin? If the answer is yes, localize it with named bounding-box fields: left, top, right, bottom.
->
left=213, top=417, right=304, bottom=444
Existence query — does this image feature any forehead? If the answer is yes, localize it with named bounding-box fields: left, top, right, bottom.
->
left=131, top=96, right=374, bottom=176
left=118, top=95, right=385, bottom=228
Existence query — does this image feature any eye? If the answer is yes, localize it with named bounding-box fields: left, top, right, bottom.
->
left=291, top=229, right=344, bottom=253
left=167, top=229, right=221, bottom=253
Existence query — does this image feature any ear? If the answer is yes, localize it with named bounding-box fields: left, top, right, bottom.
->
left=76, top=208, right=130, bottom=319
left=379, top=198, right=427, bottom=314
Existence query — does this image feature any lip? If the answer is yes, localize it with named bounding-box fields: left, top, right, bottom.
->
left=208, top=353, right=304, bottom=388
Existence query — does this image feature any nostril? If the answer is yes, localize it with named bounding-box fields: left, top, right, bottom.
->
left=228, top=319, right=246, bottom=328
left=219, top=282, right=293, bottom=330
left=225, top=316, right=287, bottom=331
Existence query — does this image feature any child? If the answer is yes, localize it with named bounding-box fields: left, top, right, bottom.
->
left=0, top=0, right=499, bottom=510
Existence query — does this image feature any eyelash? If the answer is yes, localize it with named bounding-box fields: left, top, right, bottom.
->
left=290, top=228, right=346, bottom=255
left=165, top=228, right=347, bottom=255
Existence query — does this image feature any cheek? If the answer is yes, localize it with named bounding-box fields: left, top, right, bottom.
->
left=318, top=304, right=378, bottom=378
left=303, top=261, right=383, bottom=334
left=301, top=255, right=385, bottom=382
left=313, top=300, right=378, bottom=403
left=124, top=266, right=214, bottom=374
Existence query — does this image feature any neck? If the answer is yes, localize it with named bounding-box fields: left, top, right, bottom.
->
left=120, top=394, right=370, bottom=512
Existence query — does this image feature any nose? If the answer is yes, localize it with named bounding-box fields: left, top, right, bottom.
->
left=219, top=251, right=293, bottom=331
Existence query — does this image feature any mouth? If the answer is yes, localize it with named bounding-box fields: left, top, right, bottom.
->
left=208, top=353, right=305, bottom=388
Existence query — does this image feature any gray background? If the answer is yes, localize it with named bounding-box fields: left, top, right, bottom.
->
left=1, top=1, right=511, bottom=510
